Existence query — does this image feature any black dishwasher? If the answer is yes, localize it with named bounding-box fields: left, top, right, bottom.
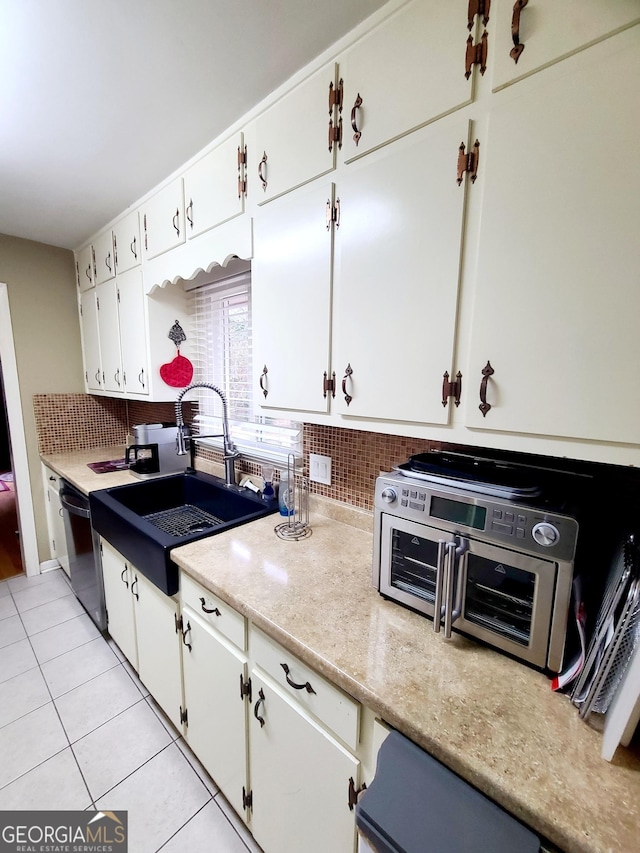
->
left=356, top=731, right=541, bottom=853
left=59, top=480, right=106, bottom=630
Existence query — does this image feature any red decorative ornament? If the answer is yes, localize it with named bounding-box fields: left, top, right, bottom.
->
left=160, top=350, right=194, bottom=388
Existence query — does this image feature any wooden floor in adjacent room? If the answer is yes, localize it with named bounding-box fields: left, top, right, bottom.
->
left=0, top=477, right=23, bottom=580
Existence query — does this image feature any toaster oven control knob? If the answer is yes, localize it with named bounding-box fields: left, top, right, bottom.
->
left=532, top=522, right=560, bottom=547
left=381, top=487, right=397, bottom=504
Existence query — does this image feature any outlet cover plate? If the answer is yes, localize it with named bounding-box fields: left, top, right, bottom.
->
left=309, top=453, right=332, bottom=485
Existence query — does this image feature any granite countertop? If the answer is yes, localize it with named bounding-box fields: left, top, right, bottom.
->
left=40, top=447, right=640, bottom=852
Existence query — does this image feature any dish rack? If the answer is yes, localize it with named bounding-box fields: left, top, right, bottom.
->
left=571, top=535, right=640, bottom=722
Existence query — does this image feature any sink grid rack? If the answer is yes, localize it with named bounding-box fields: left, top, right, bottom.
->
left=143, top=505, right=225, bottom=537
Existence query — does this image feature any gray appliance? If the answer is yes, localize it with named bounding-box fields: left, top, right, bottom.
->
left=356, top=730, right=541, bottom=852
left=59, top=479, right=106, bottom=630
left=126, top=423, right=185, bottom=479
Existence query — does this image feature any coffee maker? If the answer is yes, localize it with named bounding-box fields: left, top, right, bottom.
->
left=126, top=423, right=186, bottom=479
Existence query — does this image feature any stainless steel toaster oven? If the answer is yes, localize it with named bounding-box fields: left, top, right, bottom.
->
left=372, top=462, right=580, bottom=672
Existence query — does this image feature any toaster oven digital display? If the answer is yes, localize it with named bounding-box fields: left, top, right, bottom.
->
left=430, top=496, right=486, bottom=531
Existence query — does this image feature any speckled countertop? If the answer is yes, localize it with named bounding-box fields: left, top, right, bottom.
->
left=41, top=447, right=640, bottom=853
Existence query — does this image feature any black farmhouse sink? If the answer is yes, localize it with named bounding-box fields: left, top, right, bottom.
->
left=89, top=471, right=276, bottom=596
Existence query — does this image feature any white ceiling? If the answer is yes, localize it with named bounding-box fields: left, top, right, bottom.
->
left=0, top=0, right=389, bottom=250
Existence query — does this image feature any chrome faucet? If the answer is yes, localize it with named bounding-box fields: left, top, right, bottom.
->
left=174, top=383, right=239, bottom=487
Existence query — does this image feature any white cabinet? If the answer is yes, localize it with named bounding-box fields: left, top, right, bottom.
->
left=254, top=62, right=338, bottom=203
left=117, top=268, right=149, bottom=396
left=339, top=0, right=473, bottom=162
left=76, top=244, right=95, bottom=292
left=464, top=26, right=640, bottom=445
left=113, top=209, right=141, bottom=274
left=42, top=467, right=68, bottom=576
left=248, top=625, right=361, bottom=853
left=101, top=539, right=138, bottom=668
left=101, top=539, right=183, bottom=730
left=252, top=180, right=334, bottom=413
left=79, top=289, right=103, bottom=392
left=183, top=133, right=246, bottom=239
left=333, top=115, right=471, bottom=423
left=491, top=0, right=640, bottom=91
left=142, top=178, right=186, bottom=260
left=134, top=568, right=184, bottom=732
left=96, top=280, right=123, bottom=393
left=92, top=229, right=116, bottom=285
left=181, top=576, right=249, bottom=820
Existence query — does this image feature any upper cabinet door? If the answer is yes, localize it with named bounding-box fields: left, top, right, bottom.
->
left=183, top=133, right=245, bottom=239
left=339, top=0, right=473, bottom=162
left=96, top=279, right=123, bottom=394
left=141, top=178, right=186, bottom=260
left=465, top=27, right=640, bottom=444
left=491, top=0, right=640, bottom=91
left=113, top=209, right=141, bottom=274
left=93, top=230, right=116, bottom=285
left=333, top=116, right=471, bottom=424
left=252, top=181, right=334, bottom=413
left=118, top=268, right=149, bottom=396
left=76, top=245, right=95, bottom=291
left=254, top=62, right=338, bottom=204
left=79, top=290, right=102, bottom=392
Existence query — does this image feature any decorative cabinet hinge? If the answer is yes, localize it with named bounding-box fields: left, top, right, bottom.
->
left=91, top=246, right=97, bottom=278
left=328, top=78, right=343, bottom=153
left=175, top=613, right=183, bottom=634
left=348, top=777, right=367, bottom=811
left=442, top=370, right=463, bottom=408
left=325, top=198, right=341, bottom=230
left=113, top=235, right=118, bottom=270
left=116, top=288, right=120, bottom=304
left=467, top=0, right=491, bottom=30
left=465, top=30, right=488, bottom=79
left=75, top=261, right=80, bottom=288
left=180, top=705, right=188, bottom=727
left=237, top=145, right=247, bottom=197
left=143, top=214, right=148, bottom=250
left=242, top=786, right=253, bottom=811
left=239, top=674, right=252, bottom=703
left=323, top=371, right=336, bottom=399
left=456, top=139, right=480, bottom=185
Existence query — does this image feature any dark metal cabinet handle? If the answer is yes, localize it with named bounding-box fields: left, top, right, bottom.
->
left=479, top=360, right=494, bottom=416
left=199, top=596, right=221, bottom=616
left=120, top=567, right=129, bottom=588
left=172, top=208, right=180, bottom=236
left=254, top=688, right=266, bottom=727
left=186, top=199, right=194, bottom=230
left=138, top=368, right=145, bottom=389
left=105, top=252, right=112, bottom=273
left=114, top=369, right=121, bottom=387
left=342, top=364, right=353, bottom=406
left=85, top=265, right=92, bottom=282
left=258, top=151, right=268, bottom=191
left=510, top=0, right=528, bottom=63
left=259, top=365, right=268, bottom=398
left=280, top=663, right=317, bottom=695
left=130, top=236, right=137, bottom=259
left=131, top=574, right=139, bottom=601
left=95, top=370, right=101, bottom=386
left=182, top=620, right=192, bottom=652
left=351, top=94, right=363, bottom=146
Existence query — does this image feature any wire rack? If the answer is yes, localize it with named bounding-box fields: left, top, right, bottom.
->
left=274, top=454, right=312, bottom=541
left=143, top=505, right=224, bottom=537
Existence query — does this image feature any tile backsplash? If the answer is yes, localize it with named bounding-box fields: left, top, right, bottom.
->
left=34, top=393, right=442, bottom=511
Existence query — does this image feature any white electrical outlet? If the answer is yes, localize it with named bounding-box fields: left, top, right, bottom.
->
left=309, top=453, right=332, bottom=485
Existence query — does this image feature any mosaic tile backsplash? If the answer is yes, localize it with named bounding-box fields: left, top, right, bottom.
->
left=34, top=393, right=443, bottom=511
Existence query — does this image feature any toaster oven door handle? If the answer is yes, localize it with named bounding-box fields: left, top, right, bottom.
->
left=443, top=542, right=458, bottom=638
left=433, top=540, right=446, bottom=634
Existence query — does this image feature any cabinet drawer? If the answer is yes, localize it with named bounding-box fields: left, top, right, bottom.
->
left=251, top=625, right=360, bottom=751
left=181, top=573, right=246, bottom=651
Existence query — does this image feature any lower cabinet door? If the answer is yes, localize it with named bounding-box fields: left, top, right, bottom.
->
left=133, top=572, right=183, bottom=732
left=249, top=670, right=360, bottom=853
left=182, top=607, right=249, bottom=820
left=101, top=540, right=138, bottom=669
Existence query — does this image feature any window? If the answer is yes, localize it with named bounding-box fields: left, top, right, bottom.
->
left=187, top=265, right=302, bottom=465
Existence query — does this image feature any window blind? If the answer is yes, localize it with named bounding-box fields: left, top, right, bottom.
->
left=188, top=270, right=302, bottom=465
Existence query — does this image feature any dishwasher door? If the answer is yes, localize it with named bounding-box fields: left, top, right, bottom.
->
left=60, top=480, right=106, bottom=630
left=355, top=731, right=540, bottom=853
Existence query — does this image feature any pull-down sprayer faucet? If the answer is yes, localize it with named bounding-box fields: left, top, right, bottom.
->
left=174, top=383, right=239, bottom=488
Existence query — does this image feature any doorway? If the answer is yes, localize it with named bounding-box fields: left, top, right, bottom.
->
left=0, top=366, right=22, bottom=579
left=0, top=282, right=38, bottom=577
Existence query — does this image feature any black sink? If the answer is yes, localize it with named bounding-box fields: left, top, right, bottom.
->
left=89, top=471, right=277, bottom=595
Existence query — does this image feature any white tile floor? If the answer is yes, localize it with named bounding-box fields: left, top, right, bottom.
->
left=0, top=568, right=262, bottom=853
